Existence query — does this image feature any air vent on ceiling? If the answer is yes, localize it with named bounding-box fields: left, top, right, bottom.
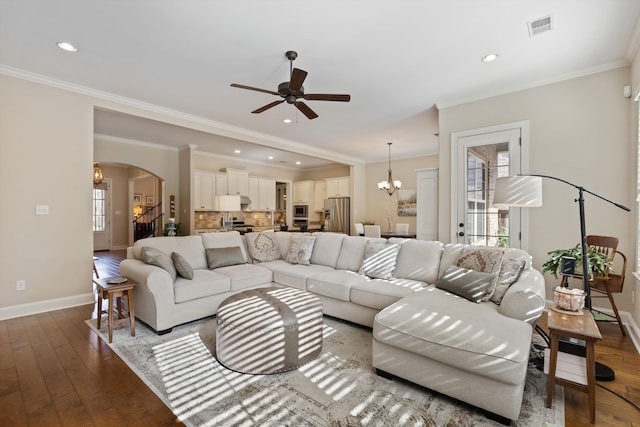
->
left=528, top=14, right=553, bottom=37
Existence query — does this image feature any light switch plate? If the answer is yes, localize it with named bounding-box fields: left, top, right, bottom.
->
left=35, top=205, right=49, bottom=215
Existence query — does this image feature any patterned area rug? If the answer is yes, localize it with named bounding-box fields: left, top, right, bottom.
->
left=85, top=316, right=563, bottom=426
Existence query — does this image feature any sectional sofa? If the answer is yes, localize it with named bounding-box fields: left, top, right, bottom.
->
left=119, top=230, right=546, bottom=421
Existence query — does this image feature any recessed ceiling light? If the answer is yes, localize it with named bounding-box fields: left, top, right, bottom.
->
left=295, top=161, right=301, bottom=165
left=234, top=149, right=241, bottom=154
left=283, top=118, right=292, bottom=124
left=268, top=156, right=274, bottom=160
left=56, top=41, right=78, bottom=52
left=482, top=53, right=498, bottom=63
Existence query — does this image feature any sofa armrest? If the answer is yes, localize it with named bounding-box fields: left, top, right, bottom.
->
left=498, top=268, right=546, bottom=325
left=120, top=259, right=177, bottom=330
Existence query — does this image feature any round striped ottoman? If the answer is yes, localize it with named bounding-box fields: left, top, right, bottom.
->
left=216, top=287, right=323, bottom=374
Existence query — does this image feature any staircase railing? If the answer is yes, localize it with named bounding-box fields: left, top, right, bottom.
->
left=133, top=203, right=163, bottom=241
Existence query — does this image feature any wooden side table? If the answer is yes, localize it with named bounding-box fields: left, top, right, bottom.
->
left=93, top=277, right=136, bottom=343
left=545, top=308, right=602, bottom=423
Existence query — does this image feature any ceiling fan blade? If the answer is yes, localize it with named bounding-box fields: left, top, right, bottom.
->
left=251, top=100, right=285, bottom=114
left=295, top=101, right=318, bottom=119
left=304, top=93, right=351, bottom=102
left=231, top=83, right=279, bottom=96
left=289, top=68, right=308, bottom=91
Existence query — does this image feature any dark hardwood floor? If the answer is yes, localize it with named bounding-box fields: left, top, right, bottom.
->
left=0, top=251, right=638, bottom=425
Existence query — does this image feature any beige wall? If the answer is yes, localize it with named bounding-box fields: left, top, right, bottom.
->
left=1, top=75, right=94, bottom=311
left=438, top=67, right=635, bottom=313
left=365, top=155, right=438, bottom=233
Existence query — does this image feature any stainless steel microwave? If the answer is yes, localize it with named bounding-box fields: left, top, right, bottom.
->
left=293, top=204, right=308, bottom=218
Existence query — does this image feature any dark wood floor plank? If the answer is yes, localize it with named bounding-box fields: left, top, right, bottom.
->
left=25, top=394, right=62, bottom=427
left=0, top=390, right=28, bottom=426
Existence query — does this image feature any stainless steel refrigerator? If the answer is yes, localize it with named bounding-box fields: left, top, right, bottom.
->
left=324, top=197, right=350, bottom=235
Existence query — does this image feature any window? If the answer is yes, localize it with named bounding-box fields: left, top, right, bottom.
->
left=93, top=188, right=106, bottom=232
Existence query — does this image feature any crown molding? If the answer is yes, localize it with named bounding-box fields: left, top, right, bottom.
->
left=0, top=64, right=362, bottom=166
left=436, top=60, right=629, bottom=110
left=94, top=133, right=179, bottom=152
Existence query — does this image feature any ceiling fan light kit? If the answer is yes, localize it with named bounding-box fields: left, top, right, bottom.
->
left=231, top=51, right=351, bottom=120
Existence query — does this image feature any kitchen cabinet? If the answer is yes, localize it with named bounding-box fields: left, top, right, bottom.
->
left=194, top=170, right=215, bottom=210
left=194, top=170, right=226, bottom=210
left=223, top=168, right=249, bottom=196
left=325, top=176, right=350, bottom=197
left=313, top=180, right=326, bottom=212
left=292, top=180, right=314, bottom=204
left=248, top=177, right=276, bottom=211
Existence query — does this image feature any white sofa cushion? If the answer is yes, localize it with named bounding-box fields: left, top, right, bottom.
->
left=174, top=269, right=231, bottom=303
left=133, top=235, right=207, bottom=270
left=214, top=264, right=273, bottom=291
left=285, top=235, right=317, bottom=265
left=309, top=232, right=347, bottom=268
left=307, top=270, right=370, bottom=301
left=201, top=231, right=249, bottom=263
left=389, top=239, right=443, bottom=283
left=262, top=261, right=333, bottom=290
left=335, top=236, right=370, bottom=272
left=373, top=287, right=532, bottom=385
left=350, top=278, right=427, bottom=309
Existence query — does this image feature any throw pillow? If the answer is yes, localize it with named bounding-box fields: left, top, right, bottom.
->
left=206, top=246, right=246, bottom=269
left=245, top=230, right=280, bottom=263
left=141, top=246, right=177, bottom=281
left=490, top=258, right=527, bottom=305
left=359, top=241, right=401, bottom=279
left=435, top=265, right=497, bottom=303
left=456, top=248, right=504, bottom=301
left=285, top=235, right=317, bottom=265
left=172, top=252, right=194, bottom=280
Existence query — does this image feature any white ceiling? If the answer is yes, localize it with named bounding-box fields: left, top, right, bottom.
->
left=2, top=1, right=639, bottom=168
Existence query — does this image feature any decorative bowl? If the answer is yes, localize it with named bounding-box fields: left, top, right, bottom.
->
left=553, top=287, right=585, bottom=312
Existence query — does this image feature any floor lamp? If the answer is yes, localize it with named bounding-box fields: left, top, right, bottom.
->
left=494, top=174, right=630, bottom=381
left=217, top=195, right=241, bottom=232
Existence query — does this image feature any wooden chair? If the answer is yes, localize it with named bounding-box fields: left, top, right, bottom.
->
left=364, top=225, right=381, bottom=238
left=564, top=235, right=626, bottom=336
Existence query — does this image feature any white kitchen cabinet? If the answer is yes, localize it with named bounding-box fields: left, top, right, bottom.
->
left=325, top=176, right=350, bottom=197
left=194, top=170, right=216, bottom=210
left=248, top=177, right=260, bottom=211
left=195, top=170, right=227, bottom=210
left=258, top=179, right=276, bottom=211
left=292, top=180, right=314, bottom=204
left=215, top=174, right=227, bottom=197
left=313, top=180, right=326, bottom=212
left=223, top=168, right=249, bottom=196
left=248, top=177, right=276, bottom=211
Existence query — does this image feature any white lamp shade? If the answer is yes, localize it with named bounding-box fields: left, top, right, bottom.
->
left=493, top=176, right=543, bottom=207
left=216, top=195, right=241, bottom=211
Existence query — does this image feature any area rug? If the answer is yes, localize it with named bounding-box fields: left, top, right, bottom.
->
left=85, top=316, right=564, bottom=426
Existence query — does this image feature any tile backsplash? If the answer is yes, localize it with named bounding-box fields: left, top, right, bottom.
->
left=194, top=211, right=278, bottom=229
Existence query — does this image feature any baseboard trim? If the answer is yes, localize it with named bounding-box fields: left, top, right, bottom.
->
left=0, top=293, right=95, bottom=321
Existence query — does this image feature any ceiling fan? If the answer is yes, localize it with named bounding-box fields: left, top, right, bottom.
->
left=231, top=51, right=350, bottom=120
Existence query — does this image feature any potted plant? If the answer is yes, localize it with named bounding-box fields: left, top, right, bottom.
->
left=541, top=244, right=610, bottom=279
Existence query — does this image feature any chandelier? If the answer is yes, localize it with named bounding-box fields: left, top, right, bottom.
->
left=377, top=142, right=402, bottom=196
left=93, top=163, right=104, bottom=185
